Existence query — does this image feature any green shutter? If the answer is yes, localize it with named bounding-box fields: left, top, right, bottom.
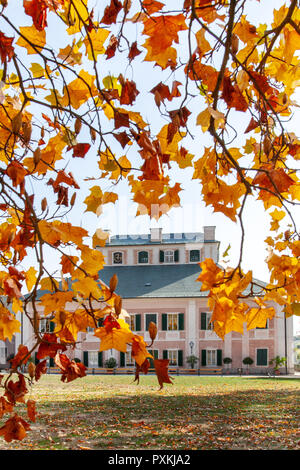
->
left=159, top=250, right=164, bottom=262
left=162, top=313, right=167, bottom=331
left=217, top=349, right=222, bottom=366
left=83, top=351, right=89, bottom=367
left=201, top=349, right=206, bottom=366
left=98, top=352, right=103, bottom=367
left=163, top=350, right=168, bottom=360
left=120, top=352, right=125, bottom=367
left=149, top=350, right=158, bottom=368
left=201, top=312, right=207, bottom=330
left=50, top=320, right=55, bottom=332
left=178, top=313, right=184, bottom=330
left=49, top=357, right=54, bottom=367
left=146, top=314, right=156, bottom=330
left=34, top=352, right=39, bottom=365
left=135, top=314, right=141, bottom=331
left=257, top=349, right=267, bottom=366
left=174, top=249, right=179, bottom=262
left=178, top=350, right=183, bottom=366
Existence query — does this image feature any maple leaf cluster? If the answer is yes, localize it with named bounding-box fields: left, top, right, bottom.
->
left=0, top=0, right=299, bottom=442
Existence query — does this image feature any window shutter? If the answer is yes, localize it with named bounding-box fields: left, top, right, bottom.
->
left=159, top=250, right=164, bottom=262
left=98, top=352, right=103, bottom=367
left=257, top=349, right=267, bottom=366
left=97, top=318, right=104, bottom=327
left=162, top=313, right=167, bottom=331
left=174, top=249, right=179, bottom=262
left=163, top=350, right=168, bottom=360
left=178, top=313, right=184, bottom=330
left=201, top=312, right=207, bottom=330
left=135, top=314, right=141, bottom=331
left=49, top=357, right=54, bottom=367
left=34, top=352, right=39, bottom=365
left=50, top=320, right=55, bottom=332
left=201, top=349, right=206, bottom=366
left=83, top=351, right=89, bottom=367
left=217, top=349, right=222, bottom=366
left=120, top=352, right=125, bottom=367
left=178, top=350, right=183, bottom=366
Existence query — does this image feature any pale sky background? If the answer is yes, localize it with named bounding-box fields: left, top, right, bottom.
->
left=2, top=1, right=299, bottom=334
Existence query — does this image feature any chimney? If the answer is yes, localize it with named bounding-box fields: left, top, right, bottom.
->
left=203, top=226, right=215, bottom=241
left=150, top=227, right=162, bottom=242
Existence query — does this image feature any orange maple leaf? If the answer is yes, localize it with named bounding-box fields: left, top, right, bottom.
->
left=154, top=359, right=173, bottom=390
left=54, top=353, right=87, bottom=383
left=0, top=414, right=31, bottom=442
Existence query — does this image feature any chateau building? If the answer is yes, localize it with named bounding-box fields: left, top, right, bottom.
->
left=15, top=226, right=294, bottom=374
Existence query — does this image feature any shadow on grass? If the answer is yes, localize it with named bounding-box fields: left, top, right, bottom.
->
left=28, top=384, right=299, bottom=450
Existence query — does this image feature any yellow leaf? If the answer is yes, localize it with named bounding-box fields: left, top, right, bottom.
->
left=16, top=26, right=46, bottom=54
left=25, top=267, right=37, bottom=292
left=83, top=28, right=110, bottom=60
left=95, top=319, right=134, bottom=353
left=0, top=306, right=20, bottom=341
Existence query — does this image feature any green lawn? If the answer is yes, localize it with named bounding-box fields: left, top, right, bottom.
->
left=0, top=374, right=299, bottom=450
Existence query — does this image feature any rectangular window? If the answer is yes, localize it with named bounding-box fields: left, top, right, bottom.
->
left=125, top=351, right=134, bottom=366
left=165, top=250, right=174, bottom=263
left=39, top=318, right=53, bottom=333
left=207, top=350, right=217, bottom=366
left=162, top=313, right=184, bottom=331
left=145, top=313, right=157, bottom=331
left=256, top=348, right=268, bottom=366
left=256, top=320, right=269, bottom=329
left=168, top=350, right=178, bottom=366
left=89, top=351, right=98, bottom=367
left=190, top=250, right=200, bottom=262
left=200, top=312, right=213, bottom=330
left=0, top=341, right=6, bottom=363
left=128, top=313, right=141, bottom=331
left=113, top=252, right=123, bottom=264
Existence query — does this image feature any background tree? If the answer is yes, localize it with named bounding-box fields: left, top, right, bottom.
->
left=0, top=0, right=299, bottom=441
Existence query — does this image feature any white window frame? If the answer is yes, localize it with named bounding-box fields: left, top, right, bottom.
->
left=88, top=351, right=98, bottom=368
left=39, top=318, right=52, bottom=333
left=112, top=251, right=123, bottom=264
left=167, top=350, right=178, bottom=366
left=125, top=351, right=134, bottom=367
left=167, top=313, right=179, bottom=331
left=206, top=349, right=217, bottom=366
left=164, top=250, right=174, bottom=263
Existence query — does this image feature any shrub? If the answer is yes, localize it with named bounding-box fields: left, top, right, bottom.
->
left=105, top=357, right=117, bottom=368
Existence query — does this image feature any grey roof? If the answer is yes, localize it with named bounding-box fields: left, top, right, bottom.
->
left=98, top=264, right=205, bottom=298
left=106, top=232, right=207, bottom=246
left=31, top=264, right=265, bottom=301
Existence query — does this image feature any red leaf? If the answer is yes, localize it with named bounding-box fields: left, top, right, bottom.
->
left=27, top=400, right=37, bottom=422
left=154, top=359, right=173, bottom=390
left=114, top=110, right=129, bottom=129
left=5, top=374, right=28, bottom=404
left=23, top=0, right=48, bottom=31
left=0, top=414, right=31, bottom=442
left=245, top=117, right=259, bottom=133
left=35, top=359, right=48, bottom=381
left=70, top=143, right=91, bottom=158
left=54, top=353, right=87, bottom=383
left=0, top=32, right=14, bottom=64
left=222, top=75, right=248, bottom=112
left=128, top=41, right=142, bottom=62
left=9, top=345, right=29, bottom=369
left=113, top=131, right=131, bottom=148
left=120, top=79, right=139, bottom=105
left=36, top=333, right=67, bottom=360
left=106, top=35, right=119, bottom=59
left=101, top=0, right=122, bottom=25
left=134, top=359, right=150, bottom=384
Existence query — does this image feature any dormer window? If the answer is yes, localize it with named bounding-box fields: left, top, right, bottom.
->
left=113, top=251, right=123, bottom=264
left=190, top=249, right=200, bottom=262
left=138, top=251, right=148, bottom=264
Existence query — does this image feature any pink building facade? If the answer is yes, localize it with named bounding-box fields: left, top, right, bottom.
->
left=19, top=227, right=294, bottom=374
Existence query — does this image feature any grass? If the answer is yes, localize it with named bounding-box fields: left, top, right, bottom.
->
left=0, top=374, right=299, bottom=450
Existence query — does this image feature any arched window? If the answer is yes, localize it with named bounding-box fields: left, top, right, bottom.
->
left=138, top=251, right=148, bottom=263
left=113, top=252, right=123, bottom=264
